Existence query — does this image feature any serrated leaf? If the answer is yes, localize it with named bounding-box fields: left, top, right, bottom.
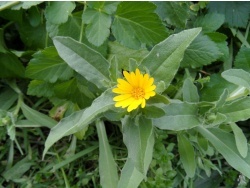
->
left=25, top=47, right=74, bottom=83
left=154, top=2, right=191, bottom=28
left=183, top=78, right=199, bottom=103
left=43, top=89, right=114, bottom=158
left=82, top=9, right=111, bottom=46
left=230, top=123, right=248, bottom=158
left=221, top=69, right=250, bottom=89
left=45, top=2, right=75, bottom=24
left=178, top=134, right=196, bottom=178
left=194, top=12, right=225, bottom=32
left=0, top=52, right=25, bottom=78
left=153, top=102, right=201, bottom=131
left=208, top=2, right=250, bottom=28
left=197, top=127, right=250, bottom=178
left=21, top=103, right=57, bottom=129
left=218, top=97, right=250, bottom=123
left=87, top=2, right=119, bottom=14
left=118, top=116, right=154, bottom=187
left=140, top=28, right=201, bottom=89
left=112, top=2, right=168, bottom=49
left=181, top=34, right=222, bottom=68
left=234, top=47, right=250, bottom=72
left=27, top=80, right=55, bottom=98
left=96, top=120, right=118, bottom=188
left=53, top=37, right=110, bottom=90
left=11, top=1, right=42, bottom=10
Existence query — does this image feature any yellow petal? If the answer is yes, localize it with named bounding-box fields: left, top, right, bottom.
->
left=115, top=97, right=135, bottom=108
left=145, top=85, right=156, bottom=92
left=127, top=99, right=142, bottom=112
left=144, top=91, right=156, bottom=99
left=113, top=94, right=132, bottom=101
left=112, top=88, right=129, bottom=94
left=117, top=79, right=133, bottom=90
left=141, top=98, right=146, bottom=108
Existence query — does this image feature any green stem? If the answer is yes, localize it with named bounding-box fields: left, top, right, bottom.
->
left=0, top=1, right=20, bottom=11
left=79, top=2, right=87, bottom=42
left=56, top=153, right=71, bottom=188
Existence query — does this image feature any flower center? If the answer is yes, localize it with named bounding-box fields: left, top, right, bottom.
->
left=131, top=87, right=145, bottom=100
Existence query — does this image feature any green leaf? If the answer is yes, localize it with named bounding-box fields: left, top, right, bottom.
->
left=142, top=105, right=165, bottom=118
left=82, top=9, right=111, bottom=46
left=43, top=89, right=114, bottom=158
left=153, top=102, right=201, bottom=131
left=25, top=47, right=74, bottom=83
left=11, top=1, right=42, bottom=10
left=0, top=88, right=18, bottom=110
left=181, top=34, right=222, bottom=68
left=221, top=69, right=250, bottom=89
left=194, top=12, right=225, bottom=32
left=218, top=97, right=250, bottom=123
left=45, top=2, right=75, bottom=24
left=111, top=2, right=168, bottom=49
left=230, top=123, right=248, bottom=158
left=87, top=2, right=119, bottom=14
left=53, top=37, right=110, bottom=90
left=208, top=2, right=250, bottom=28
left=197, top=127, right=250, bottom=178
left=0, top=28, right=7, bottom=53
left=2, top=157, right=33, bottom=181
left=234, top=47, right=250, bottom=72
left=96, top=120, right=118, bottom=188
left=140, top=28, right=201, bottom=89
left=118, top=116, right=154, bottom=187
left=21, top=103, right=57, bottom=129
left=183, top=78, right=199, bottom=103
left=0, top=52, right=25, bottom=78
left=27, top=80, right=55, bottom=98
left=154, top=2, right=191, bottom=28
left=54, top=78, right=93, bottom=108
left=107, top=41, right=148, bottom=70
left=109, top=56, right=120, bottom=82
left=178, top=134, right=196, bottom=178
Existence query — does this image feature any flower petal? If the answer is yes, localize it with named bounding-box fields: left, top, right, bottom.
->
left=113, top=94, right=132, bottom=101
left=127, top=99, right=142, bottom=112
left=144, top=91, right=156, bottom=99
left=115, top=97, right=135, bottom=108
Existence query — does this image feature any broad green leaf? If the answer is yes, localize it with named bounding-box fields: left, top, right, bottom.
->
left=43, top=89, right=114, bottom=158
left=96, top=120, right=118, bottom=188
left=21, top=103, right=57, bottom=129
left=153, top=102, right=201, bottom=131
left=27, top=6, right=41, bottom=27
left=221, top=69, right=250, bottom=89
left=197, top=127, right=250, bottom=178
left=27, top=80, right=55, bottom=98
left=45, top=2, right=75, bottom=24
left=182, top=78, right=199, bottom=103
left=118, top=116, right=154, bottom=187
left=82, top=9, right=111, bottom=46
left=218, top=97, right=250, bottom=123
left=25, top=47, right=74, bottom=83
left=142, top=105, right=165, bottom=119
left=112, top=2, right=168, bottom=49
left=140, top=28, right=201, bottom=89
left=53, top=37, right=110, bottom=90
left=154, top=2, right=191, bottom=28
left=54, top=78, right=93, bottom=108
left=107, top=41, right=148, bottom=70
left=181, top=34, right=222, bottom=68
left=194, top=12, right=225, bottom=32
left=208, top=2, right=250, bottom=28
left=230, top=123, right=248, bottom=158
left=234, top=47, right=250, bottom=72
left=0, top=52, right=25, bottom=78
left=87, top=2, right=119, bottom=14
left=178, top=134, right=196, bottom=178
left=0, top=28, right=7, bottom=53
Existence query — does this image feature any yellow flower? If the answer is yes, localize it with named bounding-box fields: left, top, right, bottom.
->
left=112, top=68, right=156, bottom=112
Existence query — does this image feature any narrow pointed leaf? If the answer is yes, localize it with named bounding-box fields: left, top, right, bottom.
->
left=43, top=89, right=114, bottom=158
left=53, top=37, right=110, bottom=90
left=197, top=127, right=250, bottom=178
left=178, top=134, right=196, bottom=177
left=96, top=120, right=118, bottom=188
left=140, top=28, right=201, bottom=89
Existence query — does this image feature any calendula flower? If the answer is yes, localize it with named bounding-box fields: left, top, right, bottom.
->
left=112, top=68, right=156, bottom=112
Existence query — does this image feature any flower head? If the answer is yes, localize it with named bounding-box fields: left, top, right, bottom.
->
left=112, top=68, right=156, bottom=112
